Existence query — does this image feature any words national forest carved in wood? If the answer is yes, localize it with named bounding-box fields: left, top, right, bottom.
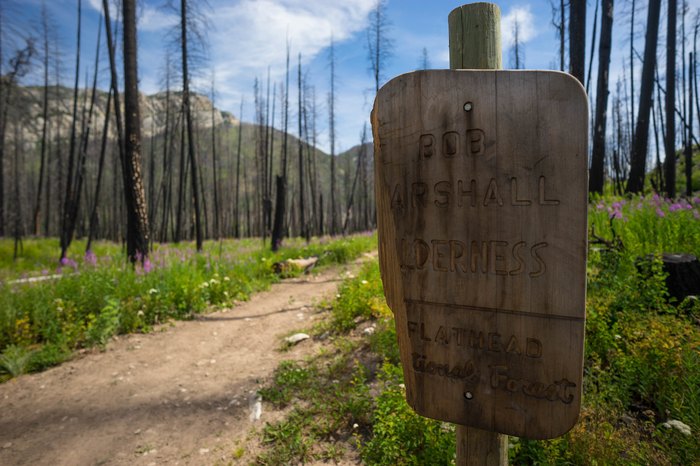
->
left=372, top=70, right=588, bottom=440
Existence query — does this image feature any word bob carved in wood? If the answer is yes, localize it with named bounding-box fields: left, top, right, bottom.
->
left=372, top=70, right=588, bottom=440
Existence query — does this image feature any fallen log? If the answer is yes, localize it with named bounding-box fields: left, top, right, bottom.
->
left=272, top=257, right=318, bottom=276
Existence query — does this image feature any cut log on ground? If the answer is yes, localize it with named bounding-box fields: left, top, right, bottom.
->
left=272, top=257, right=318, bottom=276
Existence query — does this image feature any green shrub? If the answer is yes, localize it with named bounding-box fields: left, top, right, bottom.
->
left=361, top=362, right=455, bottom=466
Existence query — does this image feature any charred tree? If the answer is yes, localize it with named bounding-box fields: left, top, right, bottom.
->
left=569, top=0, right=586, bottom=84
left=664, top=0, right=677, bottom=198
left=122, top=0, right=150, bottom=261
left=589, top=0, right=614, bottom=194
left=627, top=0, right=662, bottom=193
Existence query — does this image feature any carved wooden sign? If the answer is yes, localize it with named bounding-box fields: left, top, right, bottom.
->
left=372, top=70, right=588, bottom=440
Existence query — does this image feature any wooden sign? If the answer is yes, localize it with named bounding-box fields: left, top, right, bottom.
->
left=372, top=70, right=588, bottom=440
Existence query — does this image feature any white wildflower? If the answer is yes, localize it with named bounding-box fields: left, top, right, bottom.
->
left=662, top=419, right=692, bottom=436
left=148, top=288, right=158, bottom=295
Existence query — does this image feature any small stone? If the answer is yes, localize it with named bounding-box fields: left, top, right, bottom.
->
left=3, top=442, right=11, bottom=449
left=285, top=333, right=310, bottom=345
left=199, top=448, right=209, bottom=455
left=363, top=326, right=376, bottom=335
left=134, top=429, right=141, bottom=435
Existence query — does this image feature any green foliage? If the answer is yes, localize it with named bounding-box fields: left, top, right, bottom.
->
left=0, top=344, right=34, bottom=379
left=0, top=234, right=377, bottom=380
left=329, top=260, right=385, bottom=332
left=361, top=363, right=455, bottom=465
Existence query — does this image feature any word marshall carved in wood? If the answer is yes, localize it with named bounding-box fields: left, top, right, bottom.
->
left=372, top=70, right=588, bottom=440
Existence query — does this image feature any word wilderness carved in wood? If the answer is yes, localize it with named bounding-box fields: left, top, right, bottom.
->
left=372, top=70, right=588, bottom=440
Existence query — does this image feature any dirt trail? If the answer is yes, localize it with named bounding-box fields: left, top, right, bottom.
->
left=0, top=262, right=360, bottom=465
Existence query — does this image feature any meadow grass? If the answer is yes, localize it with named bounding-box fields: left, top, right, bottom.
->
left=256, top=194, right=700, bottom=465
left=0, top=233, right=377, bottom=380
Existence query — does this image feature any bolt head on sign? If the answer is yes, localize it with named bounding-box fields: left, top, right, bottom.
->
left=371, top=70, right=588, bottom=440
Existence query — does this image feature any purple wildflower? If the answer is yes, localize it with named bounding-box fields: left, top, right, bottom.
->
left=84, top=250, right=97, bottom=266
left=656, top=208, right=666, bottom=218
left=669, top=203, right=682, bottom=212
left=610, top=210, right=623, bottom=220
left=143, top=258, right=153, bottom=273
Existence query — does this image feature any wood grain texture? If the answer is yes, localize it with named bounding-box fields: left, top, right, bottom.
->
left=372, top=70, right=588, bottom=440
left=456, top=425, right=508, bottom=465
left=449, top=3, right=502, bottom=69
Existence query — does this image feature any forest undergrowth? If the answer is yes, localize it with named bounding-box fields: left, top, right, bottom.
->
left=0, top=233, right=376, bottom=381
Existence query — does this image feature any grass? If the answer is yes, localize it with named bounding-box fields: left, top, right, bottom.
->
left=0, top=233, right=377, bottom=380
left=254, top=194, right=700, bottom=465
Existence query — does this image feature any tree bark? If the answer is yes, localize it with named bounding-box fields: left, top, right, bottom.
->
left=664, top=0, right=677, bottom=198
left=122, top=0, right=150, bottom=261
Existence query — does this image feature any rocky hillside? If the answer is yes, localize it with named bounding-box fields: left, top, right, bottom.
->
left=9, top=85, right=238, bottom=145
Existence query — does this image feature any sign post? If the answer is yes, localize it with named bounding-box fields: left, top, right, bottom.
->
left=371, top=3, right=588, bottom=465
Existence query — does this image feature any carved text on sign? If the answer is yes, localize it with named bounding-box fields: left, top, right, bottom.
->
left=399, top=238, right=548, bottom=277
left=489, top=365, right=576, bottom=404
left=412, top=353, right=480, bottom=383
left=407, top=321, right=543, bottom=358
left=391, top=176, right=560, bottom=210
left=419, top=129, right=487, bottom=158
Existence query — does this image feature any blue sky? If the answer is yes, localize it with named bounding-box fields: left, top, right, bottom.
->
left=13, top=0, right=700, bottom=154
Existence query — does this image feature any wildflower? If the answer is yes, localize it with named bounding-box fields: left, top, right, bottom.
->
left=84, top=250, right=97, bottom=266
left=148, top=288, right=158, bottom=295
left=223, top=276, right=230, bottom=282
left=661, top=420, right=692, bottom=436
left=669, top=203, right=682, bottom=212
left=609, top=209, right=623, bottom=220
left=361, top=280, right=369, bottom=285
left=656, top=208, right=666, bottom=218
left=143, top=258, right=153, bottom=273
left=596, top=202, right=605, bottom=210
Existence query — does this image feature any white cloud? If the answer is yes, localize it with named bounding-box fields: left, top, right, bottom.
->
left=209, top=0, right=375, bottom=82
left=501, top=5, right=537, bottom=48
left=86, top=0, right=177, bottom=32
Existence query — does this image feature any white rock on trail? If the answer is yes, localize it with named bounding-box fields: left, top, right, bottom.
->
left=284, top=333, right=310, bottom=345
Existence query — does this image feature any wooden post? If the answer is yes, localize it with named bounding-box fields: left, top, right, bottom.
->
left=449, top=4, right=508, bottom=465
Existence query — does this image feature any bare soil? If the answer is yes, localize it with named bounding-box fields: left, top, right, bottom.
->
left=0, top=262, right=363, bottom=466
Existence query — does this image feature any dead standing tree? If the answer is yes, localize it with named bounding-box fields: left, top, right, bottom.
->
left=664, top=0, right=678, bottom=198
left=589, top=0, right=614, bottom=194
left=122, top=0, right=150, bottom=261
left=627, top=0, right=662, bottom=193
